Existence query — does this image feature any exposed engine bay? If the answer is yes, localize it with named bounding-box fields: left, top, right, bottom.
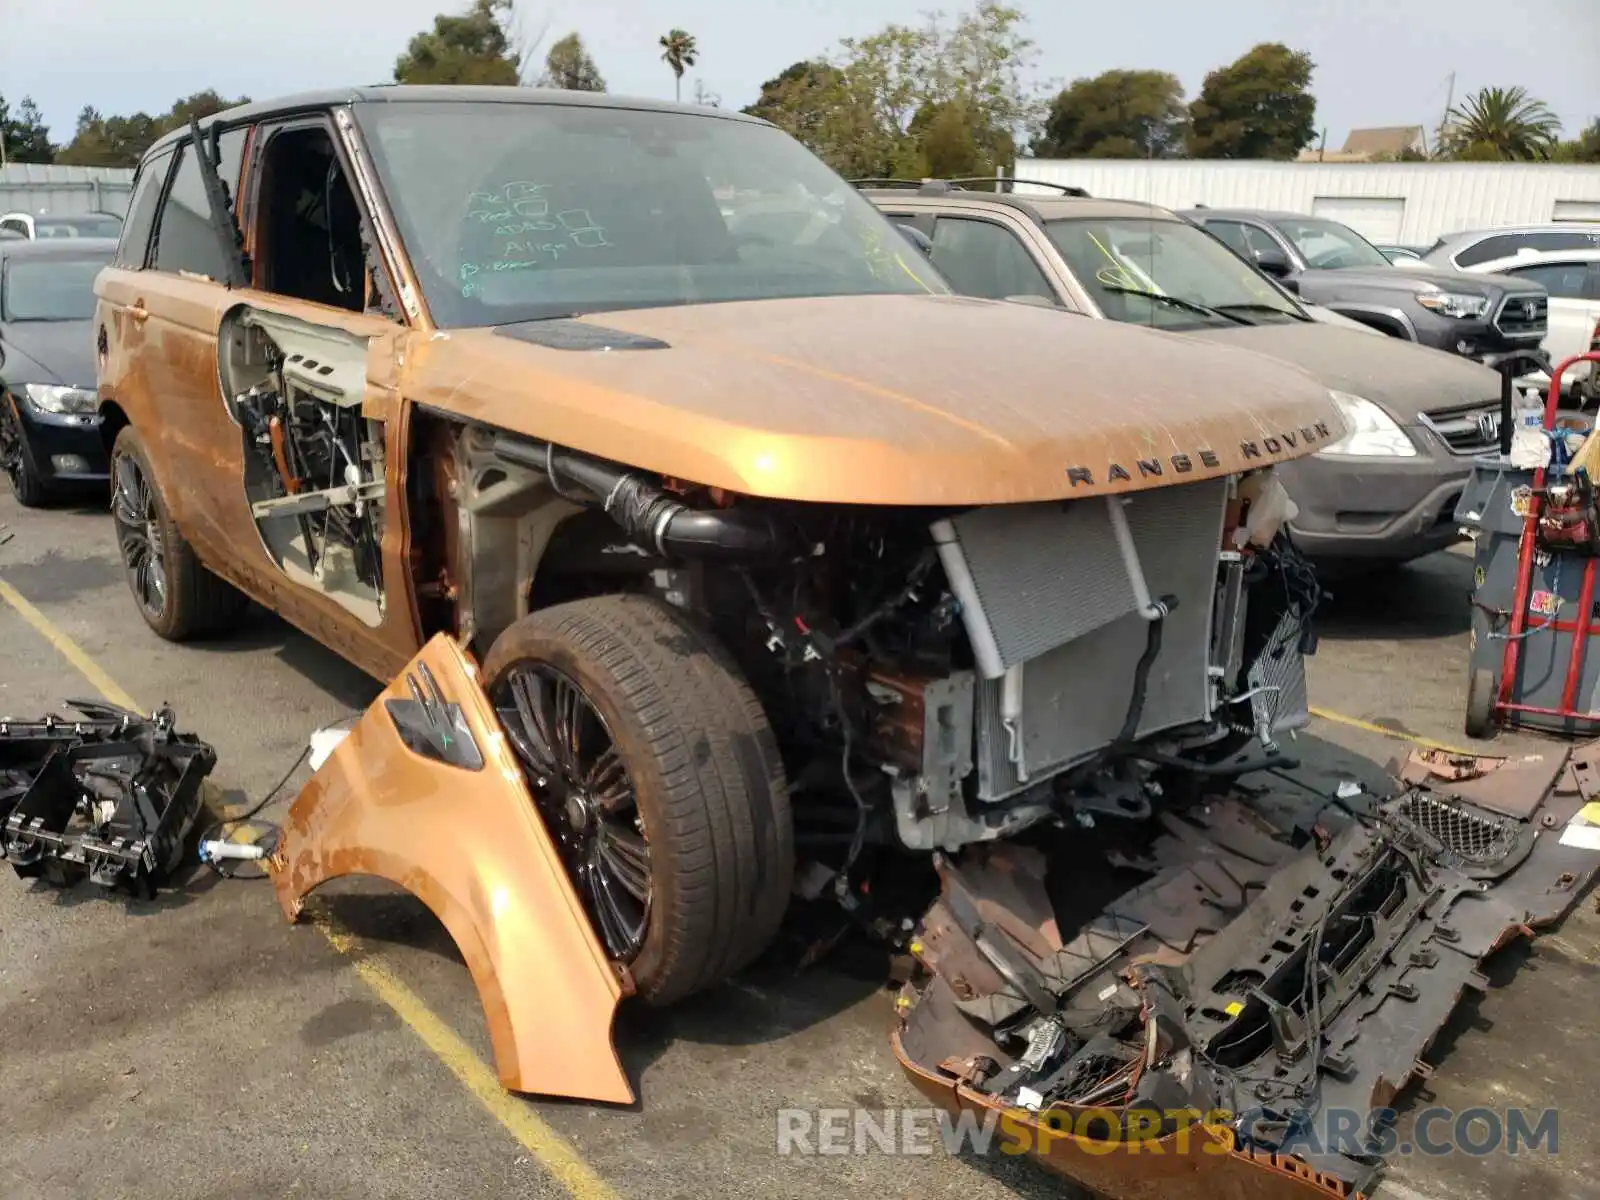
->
left=218, top=305, right=387, bottom=626
left=445, top=424, right=1321, bottom=856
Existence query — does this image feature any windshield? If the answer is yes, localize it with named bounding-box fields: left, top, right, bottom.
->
left=1045, top=217, right=1304, bottom=329
left=1272, top=217, right=1392, bottom=270
left=1, top=253, right=111, bottom=321
left=355, top=101, right=946, bottom=327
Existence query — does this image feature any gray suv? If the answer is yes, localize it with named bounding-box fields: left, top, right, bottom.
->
left=1184, top=208, right=1549, bottom=363
left=862, top=182, right=1510, bottom=564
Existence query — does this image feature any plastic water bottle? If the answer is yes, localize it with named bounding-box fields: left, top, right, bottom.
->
left=1510, top=386, right=1549, bottom=470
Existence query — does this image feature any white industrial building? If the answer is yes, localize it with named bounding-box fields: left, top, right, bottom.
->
left=1012, top=160, right=1600, bottom=246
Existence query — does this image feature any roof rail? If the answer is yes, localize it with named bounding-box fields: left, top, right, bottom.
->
left=849, top=176, right=1090, bottom=198
left=946, top=176, right=1090, bottom=197
left=849, top=178, right=957, bottom=193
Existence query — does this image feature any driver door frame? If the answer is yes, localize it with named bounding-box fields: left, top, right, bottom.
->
left=213, top=107, right=428, bottom=679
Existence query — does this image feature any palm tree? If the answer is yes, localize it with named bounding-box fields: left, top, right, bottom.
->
left=1445, top=86, right=1562, bottom=161
left=659, top=29, right=697, bottom=102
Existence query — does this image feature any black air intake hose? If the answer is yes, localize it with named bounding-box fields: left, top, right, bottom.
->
left=493, top=436, right=781, bottom=559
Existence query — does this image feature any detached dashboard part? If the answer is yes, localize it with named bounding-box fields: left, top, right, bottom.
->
left=0, top=702, right=215, bottom=898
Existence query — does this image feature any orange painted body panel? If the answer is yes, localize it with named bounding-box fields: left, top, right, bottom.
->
left=405, top=293, right=1346, bottom=506
left=270, top=634, right=633, bottom=1104
left=96, top=267, right=421, bottom=679
left=892, top=1032, right=1358, bottom=1200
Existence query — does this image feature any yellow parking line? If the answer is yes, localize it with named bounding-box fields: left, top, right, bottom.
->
left=0, top=579, right=143, bottom=712
left=0, top=579, right=621, bottom=1200
left=1308, top=705, right=1486, bottom=758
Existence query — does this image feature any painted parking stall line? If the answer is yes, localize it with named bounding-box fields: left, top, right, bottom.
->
left=0, top=576, right=623, bottom=1200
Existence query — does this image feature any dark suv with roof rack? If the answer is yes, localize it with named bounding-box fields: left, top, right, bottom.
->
left=1183, top=208, right=1549, bottom=364
left=864, top=179, right=1511, bottom=564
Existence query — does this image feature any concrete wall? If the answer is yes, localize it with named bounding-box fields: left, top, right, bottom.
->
left=1013, top=160, right=1600, bottom=245
left=0, top=164, right=137, bottom=219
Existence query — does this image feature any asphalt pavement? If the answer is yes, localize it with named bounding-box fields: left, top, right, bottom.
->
left=1, top=491, right=1596, bottom=1200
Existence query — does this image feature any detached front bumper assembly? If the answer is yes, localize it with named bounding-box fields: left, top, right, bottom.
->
left=0, top=702, right=215, bottom=897
left=894, top=748, right=1598, bottom=1199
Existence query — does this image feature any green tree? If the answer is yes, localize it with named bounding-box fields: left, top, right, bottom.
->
left=395, top=0, right=520, bottom=86
left=1034, top=69, right=1186, bottom=158
left=1443, top=86, right=1562, bottom=161
left=538, top=32, right=605, bottom=91
left=1552, top=117, right=1600, bottom=163
left=1, top=95, right=56, bottom=164
left=54, top=92, right=249, bottom=168
left=659, top=29, right=699, bottom=102
left=754, top=4, right=1037, bottom=179
left=1186, top=43, right=1316, bottom=159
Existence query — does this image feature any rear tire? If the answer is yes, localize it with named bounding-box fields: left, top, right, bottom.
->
left=1465, top=667, right=1498, bottom=740
left=110, top=426, right=248, bottom=641
left=484, top=594, right=793, bottom=1006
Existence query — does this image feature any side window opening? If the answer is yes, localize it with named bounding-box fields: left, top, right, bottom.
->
left=929, top=217, right=1054, bottom=302
left=151, top=129, right=246, bottom=281
left=114, top=149, right=175, bottom=269
left=254, top=126, right=368, bottom=313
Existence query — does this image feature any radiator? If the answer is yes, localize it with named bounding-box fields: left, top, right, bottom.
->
left=935, top=479, right=1229, bottom=804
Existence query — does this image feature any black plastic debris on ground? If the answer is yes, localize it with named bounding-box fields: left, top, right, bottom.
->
left=0, top=702, right=215, bottom=898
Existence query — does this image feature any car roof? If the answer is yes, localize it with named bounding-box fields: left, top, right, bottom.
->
left=1182, top=208, right=1309, bottom=223
left=0, top=237, right=119, bottom=262
left=1472, top=247, right=1600, bottom=270
left=860, top=188, right=1177, bottom=223
left=1435, top=222, right=1600, bottom=245
left=145, top=84, right=767, bottom=159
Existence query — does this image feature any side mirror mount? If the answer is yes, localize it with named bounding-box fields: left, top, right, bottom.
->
left=896, top=224, right=934, bottom=257
left=1254, top=247, right=1293, bottom=279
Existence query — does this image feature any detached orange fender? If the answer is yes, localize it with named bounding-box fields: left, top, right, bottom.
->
left=270, top=633, right=634, bottom=1104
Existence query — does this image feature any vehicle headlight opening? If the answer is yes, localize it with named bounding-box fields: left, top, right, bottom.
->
left=1319, top=392, right=1417, bottom=458
left=19, top=383, right=98, bottom=415
left=1415, top=290, right=1489, bottom=319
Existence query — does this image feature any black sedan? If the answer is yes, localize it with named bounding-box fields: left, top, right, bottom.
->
left=0, top=238, right=116, bottom=506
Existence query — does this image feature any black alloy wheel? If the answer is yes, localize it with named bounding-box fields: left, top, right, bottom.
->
left=494, top=661, right=653, bottom=961
left=112, top=451, right=168, bottom=621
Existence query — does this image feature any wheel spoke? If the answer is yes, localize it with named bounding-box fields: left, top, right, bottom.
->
left=597, top=825, right=650, bottom=902
left=553, top=676, right=584, bottom=778
left=585, top=745, right=630, bottom=807
left=494, top=661, right=649, bottom=963
left=584, top=860, right=633, bottom=956
left=504, top=670, right=559, bottom=776
left=113, top=458, right=145, bottom=527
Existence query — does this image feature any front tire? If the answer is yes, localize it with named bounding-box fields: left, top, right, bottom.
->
left=484, top=594, right=793, bottom=1006
left=110, top=426, right=248, bottom=640
left=0, top=398, right=49, bottom=508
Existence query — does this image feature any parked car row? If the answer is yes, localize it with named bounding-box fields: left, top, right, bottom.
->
left=862, top=180, right=1514, bottom=564
left=0, top=238, right=115, bottom=504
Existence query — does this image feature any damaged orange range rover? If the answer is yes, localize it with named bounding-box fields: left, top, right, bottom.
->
left=90, top=87, right=1594, bottom=1200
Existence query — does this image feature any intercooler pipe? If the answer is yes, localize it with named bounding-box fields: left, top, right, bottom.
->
left=493, top=435, right=781, bottom=559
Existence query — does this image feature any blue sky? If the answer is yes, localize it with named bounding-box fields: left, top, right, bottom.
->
left=4, top=0, right=1597, bottom=147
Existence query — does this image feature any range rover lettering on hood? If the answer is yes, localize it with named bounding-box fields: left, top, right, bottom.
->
left=1065, top=419, right=1335, bottom=487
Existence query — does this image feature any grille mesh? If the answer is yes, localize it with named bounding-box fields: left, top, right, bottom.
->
left=1396, top=793, right=1518, bottom=866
